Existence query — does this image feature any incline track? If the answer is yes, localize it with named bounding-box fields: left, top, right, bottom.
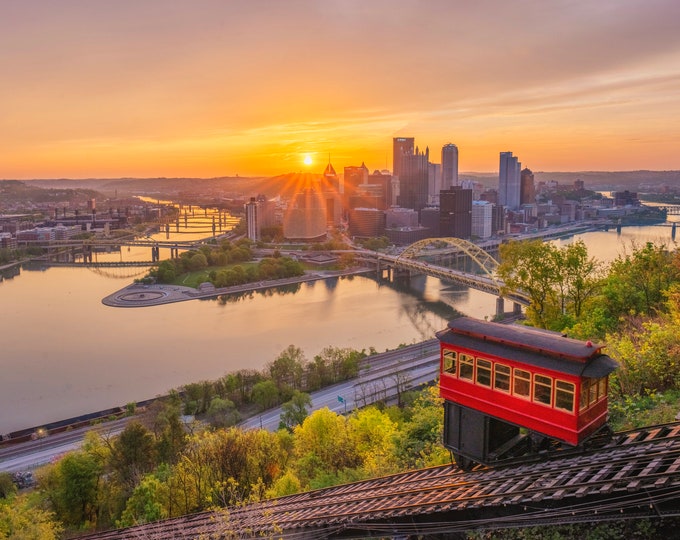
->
left=79, top=422, right=680, bottom=539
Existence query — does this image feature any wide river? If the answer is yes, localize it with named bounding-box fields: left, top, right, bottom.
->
left=1, top=212, right=678, bottom=435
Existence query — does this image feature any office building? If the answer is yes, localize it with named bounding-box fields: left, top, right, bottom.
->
left=441, top=143, right=459, bottom=188
left=392, top=137, right=414, bottom=179
left=397, top=146, right=430, bottom=213
left=245, top=198, right=260, bottom=241
left=283, top=188, right=327, bottom=242
left=520, top=167, right=536, bottom=206
left=439, top=186, right=472, bottom=239
left=471, top=200, right=493, bottom=239
left=499, top=152, right=521, bottom=210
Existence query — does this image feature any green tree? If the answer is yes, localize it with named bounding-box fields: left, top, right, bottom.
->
left=602, top=241, right=680, bottom=319
left=279, top=391, right=312, bottom=431
left=252, top=380, right=280, bottom=410
left=110, top=422, right=157, bottom=493
left=117, top=473, right=169, bottom=527
left=269, top=345, right=306, bottom=397
left=0, top=474, right=15, bottom=500
left=498, top=239, right=561, bottom=328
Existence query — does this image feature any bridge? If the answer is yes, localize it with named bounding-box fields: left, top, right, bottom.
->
left=363, top=238, right=530, bottom=318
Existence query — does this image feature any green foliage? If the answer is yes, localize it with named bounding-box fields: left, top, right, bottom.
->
left=252, top=380, right=280, bottom=411
left=279, top=391, right=312, bottom=431
left=110, top=422, right=157, bottom=493
left=606, top=316, right=680, bottom=396
left=498, top=239, right=602, bottom=330
left=0, top=495, right=63, bottom=540
left=116, top=474, right=169, bottom=528
left=0, top=475, right=16, bottom=500
left=609, top=390, right=680, bottom=431
left=601, top=241, right=680, bottom=320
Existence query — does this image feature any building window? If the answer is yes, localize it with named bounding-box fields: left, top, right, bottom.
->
left=459, top=354, right=474, bottom=381
left=513, top=368, right=531, bottom=398
left=476, top=359, right=492, bottom=387
left=555, top=380, right=575, bottom=413
left=494, top=364, right=511, bottom=393
left=533, top=374, right=552, bottom=406
left=443, top=350, right=457, bottom=375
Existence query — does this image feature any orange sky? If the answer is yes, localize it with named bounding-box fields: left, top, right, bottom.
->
left=1, top=1, right=679, bottom=179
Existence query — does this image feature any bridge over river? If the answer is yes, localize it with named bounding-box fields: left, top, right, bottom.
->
left=359, top=237, right=530, bottom=318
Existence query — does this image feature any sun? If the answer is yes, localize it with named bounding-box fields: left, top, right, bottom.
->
left=303, top=154, right=313, bottom=166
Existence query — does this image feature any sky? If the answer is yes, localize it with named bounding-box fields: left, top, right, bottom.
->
left=1, top=0, right=680, bottom=179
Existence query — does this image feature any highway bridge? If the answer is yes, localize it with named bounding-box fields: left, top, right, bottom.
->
left=359, top=237, right=531, bottom=317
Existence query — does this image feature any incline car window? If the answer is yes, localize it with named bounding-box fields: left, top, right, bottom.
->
left=476, top=359, right=492, bottom=387
left=494, top=364, right=511, bottom=392
left=533, top=374, right=552, bottom=406
left=555, top=380, right=575, bottom=413
left=443, top=350, right=457, bottom=375
left=513, top=368, right=531, bottom=398
left=459, top=354, right=474, bottom=381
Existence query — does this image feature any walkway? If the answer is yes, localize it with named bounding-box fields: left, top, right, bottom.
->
left=101, top=268, right=373, bottom=308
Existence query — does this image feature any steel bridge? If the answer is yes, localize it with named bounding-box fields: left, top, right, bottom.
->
left=369, top=238, right=530, bottom=317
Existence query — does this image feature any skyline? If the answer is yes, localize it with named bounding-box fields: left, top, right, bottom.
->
left=2, top=1, right=680, bottom=179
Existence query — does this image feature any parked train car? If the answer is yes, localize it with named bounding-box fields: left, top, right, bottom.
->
left=437, top=317, right=618, bottom=469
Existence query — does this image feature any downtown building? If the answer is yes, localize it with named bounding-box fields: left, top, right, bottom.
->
left=498, top=152, right=521, bottom=210
left=439, top=186, right=472, bottom=239
left=396, top=145, right=430, bottom=214
left=441, top=143, right=459, bottom=188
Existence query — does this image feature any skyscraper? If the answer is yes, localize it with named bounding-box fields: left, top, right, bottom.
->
left=520, top=167, right=535, bottom=205
left=392, top=137, right=414, bottom=178
left=397, top=146, right=430, bottom=214
left=498, top=152, right=521, bottom=210
left=439, top=186, right=472, bottom=239
left=441, top=143, right=459, bottom=188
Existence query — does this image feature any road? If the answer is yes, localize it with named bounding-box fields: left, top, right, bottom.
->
left=0, top=418, right=131, bottom=474
left=239, top=339, right=440, bottom=431
left=1, top=340, right=441, bottom=473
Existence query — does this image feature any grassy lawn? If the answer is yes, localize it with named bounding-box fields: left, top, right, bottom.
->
left=172, top=262, right=260, bottom=288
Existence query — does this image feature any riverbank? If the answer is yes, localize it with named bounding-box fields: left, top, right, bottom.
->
left=101, top=267, right=375, bottom=307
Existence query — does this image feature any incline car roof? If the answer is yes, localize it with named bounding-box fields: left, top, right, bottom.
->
left=437, top=317, right=618, bottom=378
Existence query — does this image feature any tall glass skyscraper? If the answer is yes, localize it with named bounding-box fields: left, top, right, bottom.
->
left=498, top=152, right=521, bottom=210
left=441, top=143, right=459, bottom=188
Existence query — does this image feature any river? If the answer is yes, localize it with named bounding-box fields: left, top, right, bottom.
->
left=1, top=212, right=678, bottom=435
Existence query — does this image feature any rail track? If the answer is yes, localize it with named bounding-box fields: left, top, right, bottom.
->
left=78, top=422, right=680, bottom=539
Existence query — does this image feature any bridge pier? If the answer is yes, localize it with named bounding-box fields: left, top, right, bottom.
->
left=673, top=222, right=676, bottom=241
left=513, top=302, right=522, bottom=316
left=496, top=297, right=505, bottom=319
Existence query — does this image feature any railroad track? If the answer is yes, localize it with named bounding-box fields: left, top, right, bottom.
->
left=78, top=422, right=680, bottom=539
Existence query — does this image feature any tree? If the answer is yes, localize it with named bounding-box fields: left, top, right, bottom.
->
left=110, top=422, right=157, bottom=493
left=0, top=474, right=15, bottom=500
left=269, top=345, right=306, bottom=397
left=205, top=397, right=240, bottom=429
left=0, top=496, right=63, bottom=540
left=251, top=380, right=280, bottom=410
left=292, top=408, right=360, bottom=487
left=279, top=391, right=312, bottom=431
left=117, top=473, right=169, bottom=527
left=498, top=239, right=603, bottom=330
left=603, top=241, right=680, bottom=320
left=498, top=239, right=561, bottom=328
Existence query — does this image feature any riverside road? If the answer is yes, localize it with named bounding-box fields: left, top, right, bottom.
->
left=0, top=340, right=440, bottom=474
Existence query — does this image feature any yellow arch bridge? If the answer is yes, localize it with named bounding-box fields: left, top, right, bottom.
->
left=368, top=238, right=530, bottom=319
